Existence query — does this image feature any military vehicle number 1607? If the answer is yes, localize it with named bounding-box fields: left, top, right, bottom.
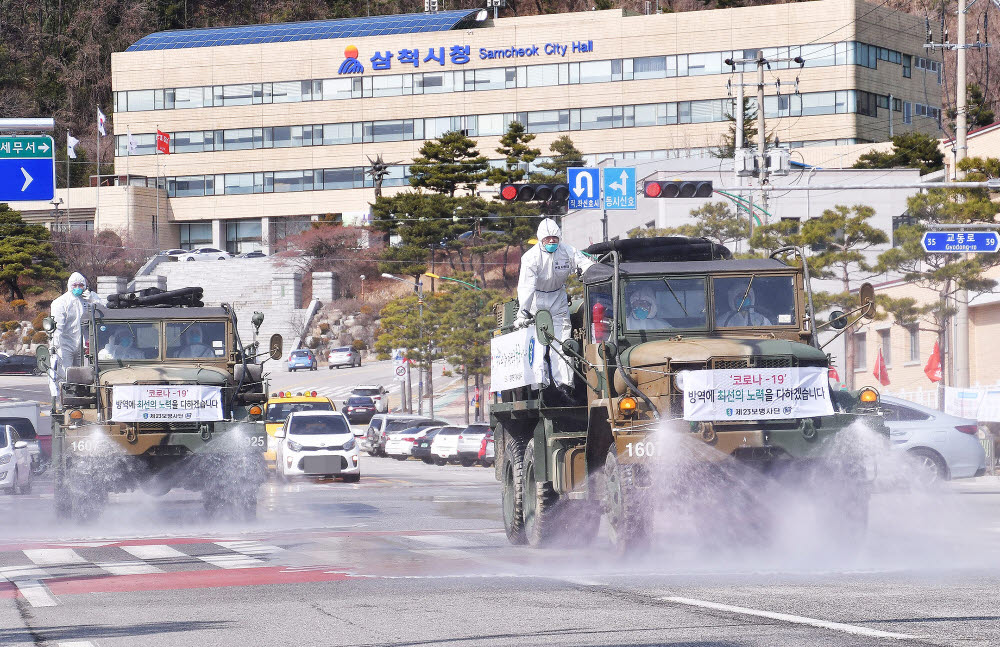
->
left=625, top=441, right=656, bottom=458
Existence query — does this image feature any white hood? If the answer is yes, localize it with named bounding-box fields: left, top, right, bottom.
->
left=67, top=272, right=87, bottom=291
left=536, top=218, right=561, bottom=242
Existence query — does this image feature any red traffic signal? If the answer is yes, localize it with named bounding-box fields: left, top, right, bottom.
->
left=643, top=180, right=713, bottom=198
left=499, top=184, right=569, bottom=204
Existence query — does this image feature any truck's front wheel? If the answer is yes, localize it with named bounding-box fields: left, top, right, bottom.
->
left=501, top=435, right=528, bottom=545
left=603, top=446, right=650, bottom=554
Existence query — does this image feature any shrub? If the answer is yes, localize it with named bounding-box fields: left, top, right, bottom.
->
left=24, top=286, right=43, bottom=296
left=360, top=304, right=373, bottom=317
left=31, top=331, right=48, bottom=344
left=2, top=321, right=18, bottom=332
left=351, top=339, right=365, bottom=351
left=318, top=322, right=330, bottom=334
left=31, top=312, right=46, bottom=331
left=10, top=299, right=27, bottom=311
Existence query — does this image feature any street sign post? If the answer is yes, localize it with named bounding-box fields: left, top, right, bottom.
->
left=921, top=231, right=1000, bottom=254
left=0, top=135, right=55, bottom=202
left=602, top=167, right=636, bottom=210
left=567, top=168, right=600, bottom=209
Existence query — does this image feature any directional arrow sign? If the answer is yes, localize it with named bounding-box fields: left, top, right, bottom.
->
left=0, top=135, right=55, bottom=201
left=567, top=168, right=600, bottom=209
left=602, top=167, right=636, bottom=210
left=921, top=231, right=1000, bottom=254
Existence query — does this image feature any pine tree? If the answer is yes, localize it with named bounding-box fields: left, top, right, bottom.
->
left=946, top=83, right=996, bottom=132
left=627, top=201, right=749, bottom=248
left=409, top=131, right=489, bottom=197
left=488, top=121, right=541, bottom=185
left=853, top=132, right=944, bottom=175
left=712, top=96, right=767, bottom=159
left=532, top=135, right=585, bottom=184
left=0, top=204, right=65, bottom=301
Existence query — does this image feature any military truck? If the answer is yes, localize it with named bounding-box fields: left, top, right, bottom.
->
left=490, top=237, right=887, bottom=551
left=37, top=287, right=282, bottom=521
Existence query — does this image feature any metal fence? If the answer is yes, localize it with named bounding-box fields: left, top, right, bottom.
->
left=883, top=388, right=940, bottom=410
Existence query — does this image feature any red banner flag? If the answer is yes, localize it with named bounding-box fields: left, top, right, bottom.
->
left=924, top=340, right=942, bottom=383
left=156, top=130, right=170, bottom=155
left=872, top=348, right=890, bottom=386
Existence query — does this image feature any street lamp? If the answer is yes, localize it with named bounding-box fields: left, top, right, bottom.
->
left=382, top=273, right=429, bottom=416
left=359, top=274, right=366, bottom=300
left=50, top=198, right=63, bottom=232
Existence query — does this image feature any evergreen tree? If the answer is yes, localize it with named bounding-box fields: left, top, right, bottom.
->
left=627, top=201, right=749, bottom=248
left=0, top=204, right=65, bottom=301
left=853, top=132, right=944, bottom=175
left=712, top=96, right=769, bottom=159
left=946, top=83, right=996, bottom=132
left=409, top=131, right=489, bottom=197
left=532, top=135, right=585, bottom=184
left=488, top=121, right=541, bottom=185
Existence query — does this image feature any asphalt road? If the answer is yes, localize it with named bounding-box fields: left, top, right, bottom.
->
left=3, top=369, right=1000, bottom=646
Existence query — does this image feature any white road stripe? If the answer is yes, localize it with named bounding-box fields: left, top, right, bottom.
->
left=23, top=548, right=87, bottom=566
left=215, top=540, right=284, bottom=556
left=94, top=560, right=163, bottom=575
left=406, top=534, right=479, bottom=549
left=59, top=642, right=97, bottom=647
left=662, top=597, right=915, bottom=640
left=195, top=553, right=264, bottom=569
left=121, top=544, right=187, bottom=560
left=13, top=580, right=58, bottom=607
left=0, top=565, right=50, bottom=580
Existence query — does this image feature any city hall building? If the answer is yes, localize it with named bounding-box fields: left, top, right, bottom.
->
left=21, top=0, right=945, bottom=251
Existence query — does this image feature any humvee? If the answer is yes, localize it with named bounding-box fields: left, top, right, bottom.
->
left=37, top=287, right=281, bottom=521
left=490, top=237, right=886, bottom=551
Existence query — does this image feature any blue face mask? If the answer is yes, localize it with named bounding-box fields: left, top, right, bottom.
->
left=71, top=287, right=84, bottom=297
left=120, top=337, right=133, bottom=348
left=543, top=243, right=559, bottom=253
left=634, top=307, right=649, bottom=320
left=190, top=332, right=202, bottom=344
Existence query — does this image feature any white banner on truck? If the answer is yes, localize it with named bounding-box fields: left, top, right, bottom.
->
left=683, top=366, right=834, bottom=422
left=490, top=328, right=548, bottom=392
left=111, top=385, right=224, bottom=422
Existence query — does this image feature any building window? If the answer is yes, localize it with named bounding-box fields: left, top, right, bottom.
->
left=902, top=54, right=911, bottom=78
left=878, top=329, right=891, bottom=367
left=854, top=332, right=867, bottom=371
left=903, top=102, right=912, bottom=124
left=907, top=325, right=920, bottom=362
left=225, top=219, right=263, bottom=254
left=179, top=222, right=213, bottom=250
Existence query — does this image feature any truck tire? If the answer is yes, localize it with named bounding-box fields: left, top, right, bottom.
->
left=603, top=446, right=650, bottom=554
left=501, top=435, right=528, bottom=545
left=522, top=439, right=559, bottom=547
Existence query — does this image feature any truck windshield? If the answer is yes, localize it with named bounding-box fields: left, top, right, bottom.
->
left=713, top=275, right=797, bottom=328
left=97, top=322, right=160, bottom=361
left=623, top=277, right=707, bottom=331
left=165, top=321, right=226, bottom=359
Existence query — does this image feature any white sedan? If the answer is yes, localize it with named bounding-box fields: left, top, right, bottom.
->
left=180, top=247, right=231, bottom=262
left=429, top=426, right=465, bottom=465
left=455, top=424, right=491, bottom=467
left=384, top=426, right=438, bottom=460
left=0, top=424, right=33, bottom=495
left=882, top=396, right=987, bottom=485
left=274, top=411, right=360, bottom=482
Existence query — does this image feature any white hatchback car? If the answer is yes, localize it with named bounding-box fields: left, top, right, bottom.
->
left=0, top=424, right=33, bottom=495
left=351, top=385, right=389, bottom=413
left=180, top=247, right=231, bottom=262
left=429, top=426, right=465, bottom=465
left=455, top=424, right=491, bottom=467
left=384, top=425, right=438, bottom=460
left=882, top=396, right=987, bottom=484
left=274, top=411, right=360, bottom=482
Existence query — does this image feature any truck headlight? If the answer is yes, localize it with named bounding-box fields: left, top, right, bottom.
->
left=287, top=440, right=302, bottom=452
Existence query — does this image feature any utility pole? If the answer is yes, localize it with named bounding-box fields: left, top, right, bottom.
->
left=756, top=51, right=768, bottom=216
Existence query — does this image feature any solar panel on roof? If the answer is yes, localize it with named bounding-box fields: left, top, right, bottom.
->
left=125, top=9, right=483, bottom=51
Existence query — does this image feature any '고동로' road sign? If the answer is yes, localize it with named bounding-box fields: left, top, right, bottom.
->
left=0, top=135, right=55, bottom=202
left=921, top=231, right=1000, bottom=254
left=567, top=168, right=600, bottom=210
left=602, top=167, right=636, bottom=210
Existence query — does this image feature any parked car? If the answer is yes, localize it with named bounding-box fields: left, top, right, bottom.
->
left=287, top=349, right=318, bottom=372
left=179, top=247, right=231, bottom=262
left=328, top=346, right=361, bottom=369
left=0, top=424, right=33, bottom=494
left=343, top=396, right=377, bottom=425
left=274, top=411, right=359, bottom=482
left=478, top=430, right=495, bottom=468
left=158, top=248, right=187, bottom=257
left=363, top=414, right=448, bottom=456
left=351, top=385, right=389, bottom=412
left=384, top=425, right=438, bottom=460
left=236, top=250, right=267, bottom=258
left=411, top=427, right=445, bottom=464
left=0, top=355, right=40, bottom=375
left=429, top=426, right=466, bottom=465
left=455, top=424, right=491, bottom=467
left=882, top=395, right=987, bottom=485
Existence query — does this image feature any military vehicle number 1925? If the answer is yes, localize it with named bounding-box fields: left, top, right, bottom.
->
left=248, top=435, right=265, bottom=447
left=625, top=441, right=655, bottom=458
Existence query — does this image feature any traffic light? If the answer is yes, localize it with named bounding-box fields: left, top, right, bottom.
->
left=642, top=180, right=713, bottom=198
left=499, top=184, right=570, bottom=204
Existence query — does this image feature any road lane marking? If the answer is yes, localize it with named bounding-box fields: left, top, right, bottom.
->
left=94, top=561, right=163, bottom=575
left=215, top=540, right=284, bottom=556
left=121, top=544, right=188, bottom=561
left=23, top=549, right=87, bottom=566
left=662, top=597, right=915, bottom=640
left=406, top=534, right=479, bottom=548
left=59, top=642, right=96, bottom=647
left=13, top=580, right=58, bottom=607
left=195, top=553, right=265, bottom=569
left=0, top=565, right=50, bottom=580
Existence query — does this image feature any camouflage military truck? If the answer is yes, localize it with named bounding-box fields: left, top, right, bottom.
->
left=37, top=287, right=282, bottom=521
left=490, top=236, right=887, bottom=552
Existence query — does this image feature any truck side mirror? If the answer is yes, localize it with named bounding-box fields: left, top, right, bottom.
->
left=35, top=345, right=51, bottom=374
left=269, top=334, right=283, bottom=361
left=42, top=317, right=56, bottom=333
left=534, top=309, right=555, bottom=347
left=828, top=311, right=848, bottom=330
left=274, top=428, right=286, bottom=439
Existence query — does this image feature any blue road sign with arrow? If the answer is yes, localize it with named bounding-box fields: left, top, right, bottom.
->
left=602, top=167, right=636, bottom=210
left=0, top=135, right=55, bottom=202
left=921, top=231, right=1000, bottom=253
left=567, top=168, right=600, bottom=209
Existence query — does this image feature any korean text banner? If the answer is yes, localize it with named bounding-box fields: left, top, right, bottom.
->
left=683, top=366, right=834, bottom=422
left=112, top=385, right=223, bottom=422
left=490, top=328, right=547, bottom=392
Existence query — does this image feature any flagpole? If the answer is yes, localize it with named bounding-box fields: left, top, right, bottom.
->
left=95, top=111, right=101, bottom=231
left=126, top=139, right=131, bottom=238
left=155, top=126, right=160, bottom=249
left=65, top=129, right=70, bottom=231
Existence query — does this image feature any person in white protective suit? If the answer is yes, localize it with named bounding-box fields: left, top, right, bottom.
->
left=49, top=272, right=104, bottom=398
left=97, top=329, right=144, bottom=361
left=516, top=218, right=595, bottom=389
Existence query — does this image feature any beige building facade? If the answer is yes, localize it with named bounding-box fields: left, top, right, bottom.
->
left=102, top=0, right=940, bottom=252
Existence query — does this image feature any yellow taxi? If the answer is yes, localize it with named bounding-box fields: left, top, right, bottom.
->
left=264, top=390, right=336, bottom=467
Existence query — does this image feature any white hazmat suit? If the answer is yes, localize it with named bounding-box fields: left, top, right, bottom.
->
left=516, top=219, right=595, bottom=387
left=49, top=272, right=104, bottom=396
